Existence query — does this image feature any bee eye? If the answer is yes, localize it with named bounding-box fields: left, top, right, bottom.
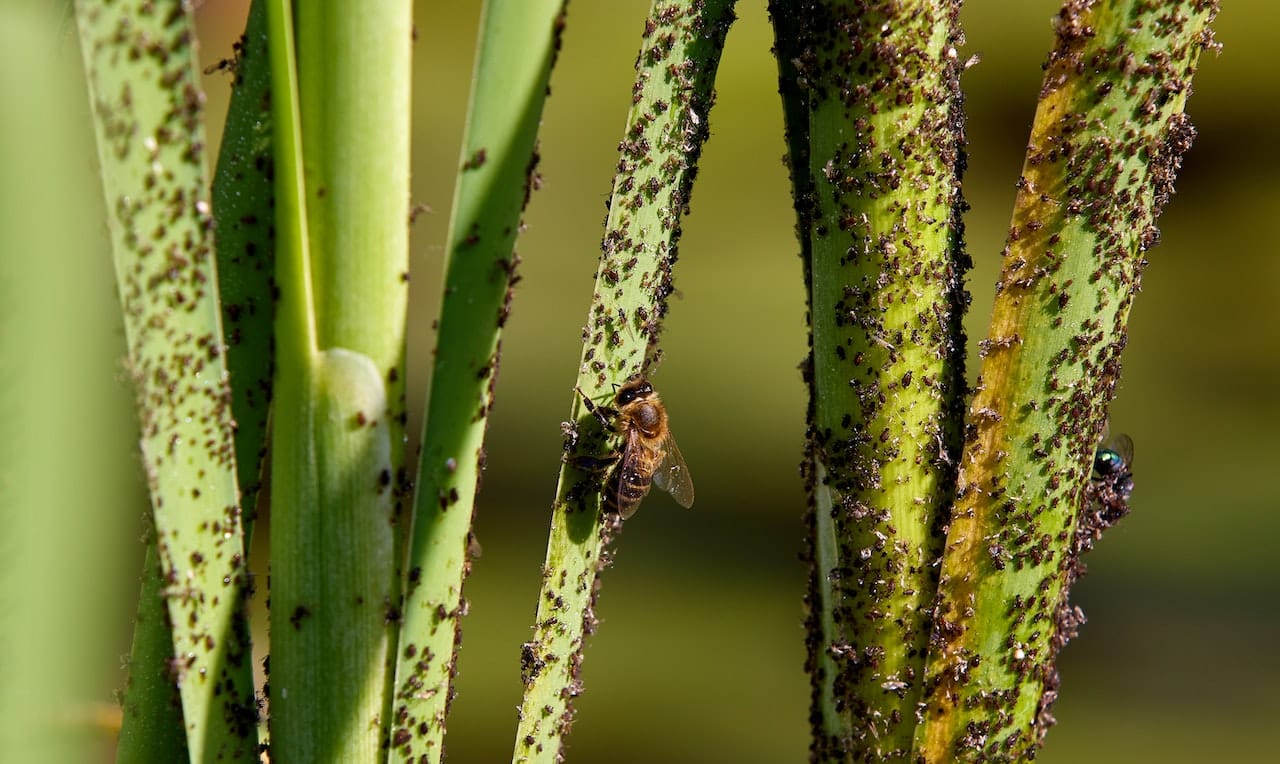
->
left=616, top=378, right=651, bottom=405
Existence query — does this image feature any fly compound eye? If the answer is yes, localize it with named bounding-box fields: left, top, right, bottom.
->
left=1093, top=449, right=1121, bottom=476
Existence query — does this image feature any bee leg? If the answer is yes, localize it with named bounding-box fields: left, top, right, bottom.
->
left=564, top=451, right=618, bottom=510
left=574, top=385, right=617, bottom=429
left=565, top=452, right=619, bottom=471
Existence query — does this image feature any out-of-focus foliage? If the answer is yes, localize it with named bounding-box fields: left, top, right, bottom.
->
left=0, top=6, right=136, bottom=763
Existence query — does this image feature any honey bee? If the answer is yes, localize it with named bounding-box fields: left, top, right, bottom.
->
left=576, top=376, right=694, bottom=519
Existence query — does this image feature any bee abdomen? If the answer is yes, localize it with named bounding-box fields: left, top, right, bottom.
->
left=606, top=468, right=652, bottom=517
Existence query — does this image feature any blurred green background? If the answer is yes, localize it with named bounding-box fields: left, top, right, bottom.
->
left=28, top=0, right=1276, bottom=761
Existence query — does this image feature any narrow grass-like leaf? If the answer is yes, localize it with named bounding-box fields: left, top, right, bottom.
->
left=389, top=1, right=566, bottom=760
left=511, top=2, right=736, bottom=761
left=116, top=544, right=189, bottom=762
left=211, top=0, right=274, bottom=536
left=774, top=2, right=969, bottom=758
left=915, top=2, right=1219, bottom=760
left=74, top=1, right=258, bottom=759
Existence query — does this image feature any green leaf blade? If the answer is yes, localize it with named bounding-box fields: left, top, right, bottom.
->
left=212, top=0, right=275, bottom=538
left=389, top=1, right=566, bottom=760
left=74, top=1, right=258, bottom=759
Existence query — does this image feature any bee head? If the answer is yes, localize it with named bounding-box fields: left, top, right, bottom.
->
left=616, top=377, right=652, bottom=406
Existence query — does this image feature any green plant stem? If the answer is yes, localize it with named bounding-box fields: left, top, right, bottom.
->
left=295, top=0, right=412, bottom=555
left=915, top=2, right=1218, bottom=760
left=511, top=2, right=736, bottom=762
left=774, top=2, right=969, bottom=759
left=388, top=1, right=565, bottom=760
left=74, top=1, right=258, bottom=760
left=264, top=0, right=408, bottom=759
left=261, top=1, right=394, bottom=757
left=296, top=3, right=413, bottom=743
left=296, top=0, right=412, bottom=446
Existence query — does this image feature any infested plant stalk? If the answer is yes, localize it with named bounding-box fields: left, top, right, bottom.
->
left=512, top=1, right=737, bottom=761
left=772, top=1, right=969, bottom=759
left=915, top=2, right=1219, bottom=761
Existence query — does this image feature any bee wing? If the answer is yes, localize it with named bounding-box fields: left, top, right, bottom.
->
left=652, top=431, right=694, bottom=509
left=615, top=427, right=647, bottom=520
